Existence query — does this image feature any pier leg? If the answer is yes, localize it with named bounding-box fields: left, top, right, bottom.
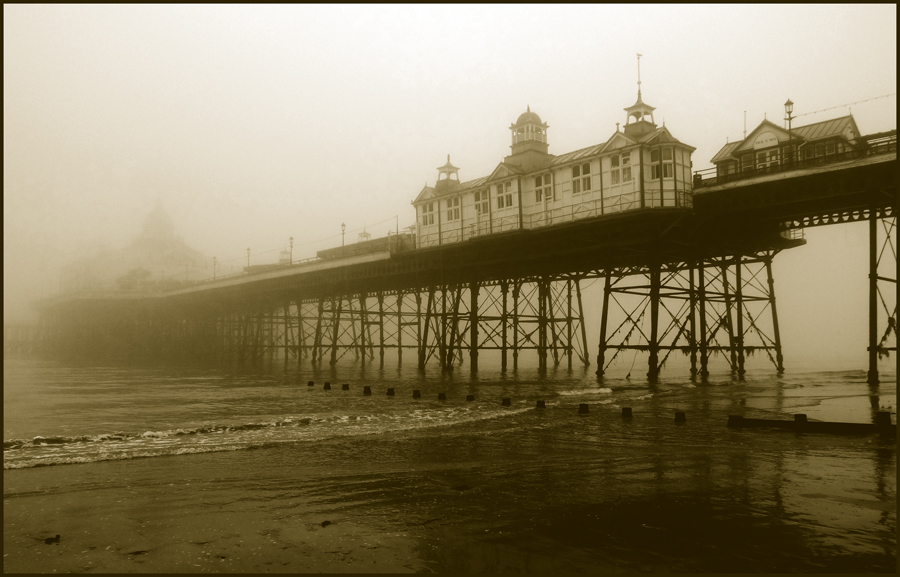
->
left=596, top=271, right=611, bottom=377
left=647, top=262, right=661, bottom=382
left=735, top=255, right=746, bottom=377
left=469, top=281, right=479, bottom=372
left=419, top=287, right=434, bottom=369
left=397, top=292, right=404, bottom=364
left=765, top=254, right=785, bottom=373
left=576, top=277, right=590, bottom=367
left=566, top=279, right=573, bottom=370
left=867, top=201, right=881, bottom=385
left=501, top=281, right=509, bottom=372
left=512, top=281, right=520, bottom=370
left=378, top=292, right=385, bottom=365
left=689, top=264, right=698, bottom=377
left=721, top=262, right=738, bottom=373
left=330, top=296, right=343, bottom=366
left=698, top=263, right=710, bottom=377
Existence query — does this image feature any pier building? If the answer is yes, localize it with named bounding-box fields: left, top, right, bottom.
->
left=412, top=89, right=695, bottom=248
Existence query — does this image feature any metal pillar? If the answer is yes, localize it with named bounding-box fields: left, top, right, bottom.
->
left=868, top=201, right=880, bottom=385
left=469, top=281, right=479, bottom=372
left=647, top=262, right=661, bottom=382
left=596, top=271, right=612, bottom=376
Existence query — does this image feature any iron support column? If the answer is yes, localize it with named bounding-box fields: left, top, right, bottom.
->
left=648, top=262, right=661, bottom=382
left=596, top=271, right=612, bottom=377
left=735, top=255, right=746, bottom=377
left=765, top=255, right=785, bottom=373
left=469, top=281, right=479, bottom=372
left=868, top=201, right=880, bottom=385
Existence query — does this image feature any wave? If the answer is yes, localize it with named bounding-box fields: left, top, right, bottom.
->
left=557, top=388, right=613, bottom=396
left=4, top=406, right=531, bottom=470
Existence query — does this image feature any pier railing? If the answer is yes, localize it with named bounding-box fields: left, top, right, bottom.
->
left=693, top=132, right=897, bottom=188
left=416, top=189, right=693, bottom=248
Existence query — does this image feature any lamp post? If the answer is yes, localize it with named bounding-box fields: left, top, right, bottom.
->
left=247, top=247, right=250, bottom=268
left=289, top=236, right=294, bottom=264
left=784, top=99, right=794, bottom=167
left=213, top=256, right=217, bottom=280
left=341, top=223, right=346, bottom=247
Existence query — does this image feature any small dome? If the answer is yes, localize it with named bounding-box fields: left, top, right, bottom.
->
left=515, top=105, right=543, bottom=126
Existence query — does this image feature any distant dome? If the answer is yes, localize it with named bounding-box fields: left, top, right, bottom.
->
left=140, top=203, right=175, bottom=241
left=516, top=107, right=543, bottom=126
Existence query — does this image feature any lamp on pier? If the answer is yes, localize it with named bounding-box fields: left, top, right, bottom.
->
left=247, top=247, right=250, bottom=268
left=341, top=223, right=346, bottom=247
left=784, top=99, right=794, bottom=166
left=213, top=256, right=217, bottom=280
left=289, top=236, right=293, bottom=264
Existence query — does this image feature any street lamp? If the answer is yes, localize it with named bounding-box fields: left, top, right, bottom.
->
left=784, top=99, right=794, bottom=167
left=247, top=247, right=250, bottom=268
left=213, top=256, right=217, bottom=280
left=341, top=223, right=346, bottom=247
left=289, top=236, right=294, bottom=264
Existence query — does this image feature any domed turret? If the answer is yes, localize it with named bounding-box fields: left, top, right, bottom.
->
left=509, top=105, right=549, bottom=156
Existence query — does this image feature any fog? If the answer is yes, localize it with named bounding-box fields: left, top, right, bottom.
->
left=4, top=5, right=896, bottom=369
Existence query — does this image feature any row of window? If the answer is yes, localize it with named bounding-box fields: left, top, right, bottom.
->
left=728, top=139, right=849, bottom=173
left=420, top=148, right=689, bottom=225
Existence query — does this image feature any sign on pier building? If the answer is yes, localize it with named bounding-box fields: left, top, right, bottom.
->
left=412, top=91, right=696, bottom=248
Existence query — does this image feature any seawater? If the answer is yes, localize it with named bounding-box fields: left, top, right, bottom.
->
left=3, top=357, right=896, bottom=572
left=4, top=358, right=894, bottom=470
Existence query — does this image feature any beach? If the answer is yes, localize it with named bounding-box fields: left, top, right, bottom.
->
left=3, top=358, right=896, bottom=572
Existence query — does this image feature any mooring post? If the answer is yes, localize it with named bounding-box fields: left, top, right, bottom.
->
left=734, top=255, right=746, bottom=377
left=647, top=262, right=661, bottom=382
left=469, top=281, right=479, bottom=372
left=867, top=200, right=880, bottom=385
left=765, top=253, right=785, bottom=373
left=596, top=271, right=612, bottom=377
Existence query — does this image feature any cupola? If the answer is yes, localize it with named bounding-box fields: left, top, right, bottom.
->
left=509, top=105, right=549, bottom=155
left=435, top=154, right=460, bottom=191
left=623, top=54, right=658, bottom=139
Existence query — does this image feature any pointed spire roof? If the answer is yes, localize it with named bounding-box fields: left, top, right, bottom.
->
left=437, top=154, right=459, bottom=171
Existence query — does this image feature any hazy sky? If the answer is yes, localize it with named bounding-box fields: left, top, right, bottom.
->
left=4, top=5, right=896, bottom=369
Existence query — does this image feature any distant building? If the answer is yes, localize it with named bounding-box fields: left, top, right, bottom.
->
left=59, top=203, right=211, bottom=293
left=412, top=90, right=696, bottom=248
left=709, top=115, right=863, bottom=178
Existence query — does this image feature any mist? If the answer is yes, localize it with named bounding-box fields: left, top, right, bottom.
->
left=4, top=4, right=896, bottom=370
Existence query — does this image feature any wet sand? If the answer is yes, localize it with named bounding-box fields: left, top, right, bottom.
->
left=5, top=405, right=896, bottom=573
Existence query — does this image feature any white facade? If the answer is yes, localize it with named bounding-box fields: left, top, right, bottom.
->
left=413, top=97, right=695, bottom=248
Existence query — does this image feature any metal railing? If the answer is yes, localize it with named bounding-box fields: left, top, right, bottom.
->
left=693, top=133, right=897, bottom=188
left=415, top=189, right=693, bottom=248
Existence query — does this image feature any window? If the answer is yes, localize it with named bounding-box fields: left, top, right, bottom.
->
left=421, top=202, right=434, bottom=226
left=534, top=174, right=553, bottom=202
left=474, top=190, right=489, bottom=214
left=571, top=163, right=591, bottom=193
left=825, top=141, right=835, bottom=155
left=446, top=197, right=460, bottom=221
left=741, top=153, right=753, bottom=172
left=497, top=182, right=513, bottom=208
left=610, top=154, right=629, bottom=185
left=650, top=149, right=660, bottom=179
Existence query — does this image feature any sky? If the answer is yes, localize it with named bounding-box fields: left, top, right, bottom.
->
left=3, top=5, right=896, bottom=370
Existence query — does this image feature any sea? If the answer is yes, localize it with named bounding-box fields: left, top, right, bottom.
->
left=3, top=355, right=896, bottom=572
